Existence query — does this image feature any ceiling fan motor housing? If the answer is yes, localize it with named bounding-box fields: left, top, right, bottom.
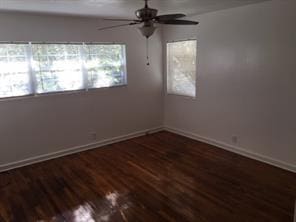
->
left=135, top=7, right=158, bottom=20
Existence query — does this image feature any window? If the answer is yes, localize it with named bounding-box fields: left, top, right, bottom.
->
left=0, top=42, right=127, bottom=99
left=32, top=44, right=83, bottom=93
left=0, top=44, right=31, bottom=98
left=84, top=44, right=126, bottom=88
left=167, top=40, right=197, bottom=97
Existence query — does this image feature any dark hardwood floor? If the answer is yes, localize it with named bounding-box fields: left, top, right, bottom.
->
left=0, top=131, right=295, bottom=221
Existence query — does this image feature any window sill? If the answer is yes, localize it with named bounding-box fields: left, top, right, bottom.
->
left=166, top=93, right=196, bottom=100
left=0, top=84, right=127, bottom=102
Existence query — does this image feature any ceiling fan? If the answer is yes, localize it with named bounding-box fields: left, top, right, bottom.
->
left=98, top=0, right=199, bottom=65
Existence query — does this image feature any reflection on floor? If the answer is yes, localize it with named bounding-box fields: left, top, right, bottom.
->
left=0, top=131, right=295, bottom=221
left=53, top=191, right=129, bottom=222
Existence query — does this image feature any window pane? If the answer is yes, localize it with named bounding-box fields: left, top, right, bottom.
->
left=84, top=44, right=126, bottom=88
left=167, top=40, right=197, bottom=97
left=32, top=44, right=83, bottom=93
left=0, top=44, right=31, bottom=98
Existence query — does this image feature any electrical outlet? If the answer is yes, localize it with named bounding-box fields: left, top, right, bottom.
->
left=231, top=135, right=238, bottom=144
left=89, top=132, right=97, bottom=141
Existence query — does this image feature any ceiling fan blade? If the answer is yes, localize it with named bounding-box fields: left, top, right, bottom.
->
left=154, top=14, right=186, bottom=21
left=158, top=20, right=199, bottom=25
left=103, top=18, right=141, bottom=22
left=98, top=22, right=140, bottom=31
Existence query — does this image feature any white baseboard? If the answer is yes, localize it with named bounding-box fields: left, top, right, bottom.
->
left=0, top=126, right=163, bottom=173
left=2, top=126, right=295, bottom=174
left=164, top=126, right=296, bottom=173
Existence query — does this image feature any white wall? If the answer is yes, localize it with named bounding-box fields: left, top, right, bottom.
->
left=163, top=0, right=296, bottom=170
left=0, top=12, right=163, bottom=167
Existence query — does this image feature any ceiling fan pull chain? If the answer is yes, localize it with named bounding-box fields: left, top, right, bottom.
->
left=146, top=37, right=150, bottom=66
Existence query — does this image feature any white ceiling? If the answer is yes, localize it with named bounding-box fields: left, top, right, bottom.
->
left=0, top=0, right=268, bottom=18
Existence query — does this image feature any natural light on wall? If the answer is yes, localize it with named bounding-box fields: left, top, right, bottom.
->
left=167, top=40, right=197, bottom=97
left=0, top=43, right=127, bottom=98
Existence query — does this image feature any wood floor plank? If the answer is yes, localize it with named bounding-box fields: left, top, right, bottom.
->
left=0, top=131, right=295, bottom=221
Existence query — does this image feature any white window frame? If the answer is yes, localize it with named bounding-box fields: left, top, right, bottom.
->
left=166, top=39, right=197, bottom=99
left=0, top=42, right=127, bottom=100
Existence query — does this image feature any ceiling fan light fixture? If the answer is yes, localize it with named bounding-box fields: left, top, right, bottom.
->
left=138, top=26, right=157, bottom=38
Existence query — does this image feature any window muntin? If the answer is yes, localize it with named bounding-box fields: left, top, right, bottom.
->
left=0, top=43, right=127, bottom=99
left=84, top=44, right=126, bottom=88
left=167, top=40, right=197, bottom=97
left=0, top=44, right=31, bottom=98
